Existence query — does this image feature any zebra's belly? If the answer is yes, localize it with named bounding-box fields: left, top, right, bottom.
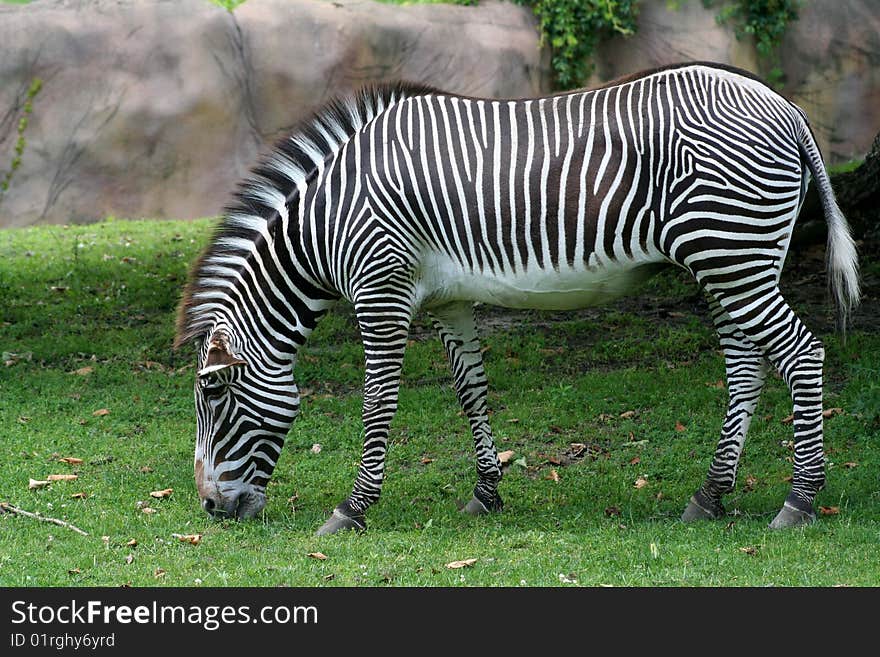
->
left=417, top=254, right=668, bottom=310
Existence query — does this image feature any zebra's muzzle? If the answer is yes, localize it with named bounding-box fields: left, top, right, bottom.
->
left=201, top=488, right=266, bottom=520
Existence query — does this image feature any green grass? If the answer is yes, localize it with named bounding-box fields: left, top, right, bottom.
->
left=828, top=158, right=865, bottom=175
left=1, top=219, right=878, bottom=587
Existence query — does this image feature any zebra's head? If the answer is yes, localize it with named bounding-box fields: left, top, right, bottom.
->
left=193, top=328, right=300, bottom=519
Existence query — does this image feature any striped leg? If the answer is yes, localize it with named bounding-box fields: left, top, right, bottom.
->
left=316, top=277, right=415, bottom=536
left=704, top=284, right=824, bottom=529
left=428, top=302, right=503, bottom=515
left=682, top=298, right=768, bottom=521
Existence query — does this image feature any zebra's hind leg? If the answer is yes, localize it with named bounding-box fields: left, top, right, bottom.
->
left=682, top=298, right=768, bottom=522
left=428, top=302, right=503, bottom=515
left=705, top=285, right=825, bottom=529
left=315, top=278, right=415, bottom=536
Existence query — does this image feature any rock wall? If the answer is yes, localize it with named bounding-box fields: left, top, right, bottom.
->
left=0, top=0, right=549, bottom=227
left=1, top=0, right=878, bottom=228
left=588, top=0, right=880, bottom=165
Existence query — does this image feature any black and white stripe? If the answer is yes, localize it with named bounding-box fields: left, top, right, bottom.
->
left=176, top=63, right=859, bottom=528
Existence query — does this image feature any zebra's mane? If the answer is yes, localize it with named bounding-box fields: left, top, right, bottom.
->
left=174, top=80, right=443, bottom=348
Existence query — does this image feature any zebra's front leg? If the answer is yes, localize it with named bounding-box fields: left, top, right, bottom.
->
left=683, top=299, right=768, bottom=522
left=429, top=302, right=503, bottom=516
left=315, top=293, right=413, bottom=536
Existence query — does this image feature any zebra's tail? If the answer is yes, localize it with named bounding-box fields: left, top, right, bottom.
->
left=795, top=109, right=860, bottom=341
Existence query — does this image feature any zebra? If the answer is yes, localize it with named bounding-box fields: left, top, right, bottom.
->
left=175, top=62, right=859, bottom=535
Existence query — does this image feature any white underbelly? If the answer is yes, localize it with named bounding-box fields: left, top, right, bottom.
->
left=417, top=253, right=667, bottom=310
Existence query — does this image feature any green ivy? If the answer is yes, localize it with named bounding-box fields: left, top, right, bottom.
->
left=708, top=0, right=800, bottom=57
left=706, top=0, right=800, bottom=85
left=0, top=77, right=42, bottom=205
left=515, top=0, right=801, bottom=90
left=515, top=0, right=639, bottom=90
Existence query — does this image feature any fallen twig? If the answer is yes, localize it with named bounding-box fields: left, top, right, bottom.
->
left=0, top=502, right=88, bottom=536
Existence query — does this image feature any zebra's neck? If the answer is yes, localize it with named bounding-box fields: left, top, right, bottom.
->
left=175, top=198, right=338, bottom=360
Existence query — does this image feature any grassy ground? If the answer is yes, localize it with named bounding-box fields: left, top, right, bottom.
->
left=1, top=218, right=878, bottom=587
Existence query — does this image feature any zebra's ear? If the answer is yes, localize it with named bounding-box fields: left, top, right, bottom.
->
left=197, top=335, right=247, bottom=377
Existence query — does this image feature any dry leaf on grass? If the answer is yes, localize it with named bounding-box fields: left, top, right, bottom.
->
left=822, top=407, right=844, bottom=419
left=70, top=492, right=88, bottom=499
left=72, top=367, right=93, bottom=376
left=674, top=421, right=686, bottom=432
left=154, top=568, right=166, bottom=578
left=47, top=474, right=77, bottom=482
left=781, top=414, right=795, bottom=425
left=705, top=380, right=725, bottom=389
left=28, top=478, right=51, bottom=489
left=125, top=555, right=134, bottom=565
left=619, top=410, right=636, bottom=419
left=604, top=506, right=621, bottom=517
left=843, top=462, right=859, bottom=469
left=68, top=568, right=81, bottom=575
left=629, top=456, right=641, bottom=466
left=546, top=469, right=560, bottom=482
left=310, top=443, right=322, bottom=454
left=497, top=450, right=515, bottom=464
left=445, top=558, right=477, bottom=569
left=139, top=466, right=153, bottom=473
left=307, top=552, right=328, bottom=561
left=58, top=457, right=83, bottom=465
left=634, top=477, right=648, bottom=489
left=141, top=507, right=157, bottom=514
left=92, top=408, right=110, bottom=417
left=126, top=539, right=138, bottom=547
left=739, top=546, right=758, bottom=556
left=150, top=488, right=173, bottom=499
left=420, top=457, right=434, bottom=464
left=173, top=533, right=202, bottom=545
left=819, top=506, right=840, bottom=515
left=744, top=474, right=758, bottom=492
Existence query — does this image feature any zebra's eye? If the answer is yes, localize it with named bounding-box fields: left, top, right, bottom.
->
left=199, top=378, right=226, bottom=400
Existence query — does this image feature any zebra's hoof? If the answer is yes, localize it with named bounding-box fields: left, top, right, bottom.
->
left=315, top=509, right=366, bottom=536
left=461, top=494, right=503, bottom=515
left=768, top=501, right=816, bottom=530
left=462, top=496, right=490, bottom=515
left=681, top=493, right=725, bottom=522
